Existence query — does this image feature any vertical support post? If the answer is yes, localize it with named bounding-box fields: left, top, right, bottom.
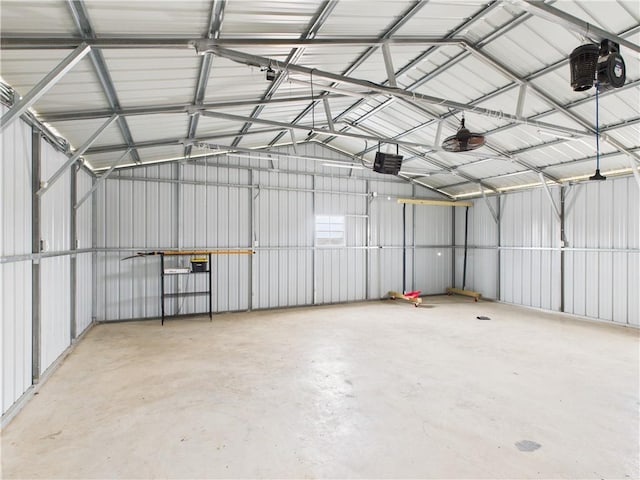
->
left=365, top=181, right=371, bottom=299
left=312, top=175, right=317, bottom=305
left=402, top=202, right=407, bottom=293
left=91, top=174, right=98, bottom=323
left=31, top=128, right=41, bottom=383
left=208, top=252, right=213, bottom=320
left=248, top=170, right=254, bottom=311
left=70, top=164, right=77, bottom=341
left=160, top=254, right=165, bottom=325
left=462, top=206, right=469, bottom=290
left=560, top=186, right=565, bottom=313
left=411, top=185, right=416, bottom=292
left=496, top=194, right=501, bottom=300
left=451, top=205, right=456, bottom=289
left=174, top=162, right=181, bottom=317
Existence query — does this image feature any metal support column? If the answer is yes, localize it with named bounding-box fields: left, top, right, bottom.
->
left=560, top=186, right=565, bottom=313
left=365, top=181, right=371, bottom=299
left=402, top=203, right=407, bottom=293
left=451, top=205, right=456, bottom=289
left=248, top=170, right=254, bottom=311
left=91, top=174, right=98, bottom=323
left=312, top=175, right=317, bottom=304
left=31, top=128, right=41, bottom=383
left=462, top=206, right=469, bottom=290
left=412, top=184, right=416, bottom=292
left=496, top=195, right=501, bottom=300
left=70, top=164, right=77, bottom=340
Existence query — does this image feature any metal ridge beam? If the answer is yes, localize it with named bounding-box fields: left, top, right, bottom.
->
left=83, top=126, right=288, bottom=155
left=209, top=45, right=590, bottom=137
left=1, top=36, right=464, bottom=50
left=37, top=93, right=361, bottom=122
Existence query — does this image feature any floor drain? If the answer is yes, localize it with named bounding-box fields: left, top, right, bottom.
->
left=515, top=440, right=541, bottom=452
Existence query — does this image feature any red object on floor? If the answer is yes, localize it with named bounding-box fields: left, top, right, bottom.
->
left=405, top=291, right=421, bottom=299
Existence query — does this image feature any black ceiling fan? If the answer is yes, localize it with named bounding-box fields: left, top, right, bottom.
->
left=441, top=116, right=485, bottom=152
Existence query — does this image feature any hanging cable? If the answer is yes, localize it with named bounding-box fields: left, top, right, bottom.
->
left=589, top=82, right=606, bottom=180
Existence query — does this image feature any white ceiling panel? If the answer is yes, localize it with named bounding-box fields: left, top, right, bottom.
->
left=85, top=1, right=211, bottom=36
left=136, top=145, right=186, bottom=165
left=125, top=113, right=190, bottom=144
left=318, top=0, right=414, bottom=37
left=85, top=150, right=137, bottom=171
left=102, top=49, right=199, bottom=107
left=0, top=1, right=77, bottom=35
left=0, top=51, right=108, bottom=113
left=394, top=1, right=487, bottom=37
left=48, top=117, right=124, bottom=150
left=222, top=0, right=323, bottom=37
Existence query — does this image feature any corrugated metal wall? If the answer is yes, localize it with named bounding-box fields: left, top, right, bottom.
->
left=499, top=188, right=562, bottom=311
left=75, top=169, right=93, bottom=335
left=39, top=142, right=71, bottom=373
left=455, top=179, right=638, bottom=325
left=0, top=106, right=33, bottom=415
left=454, top=197, right=499, bottom=299
left=1, top=109, right=98, bottom=417
left=564, top=178, right=639, bottom=325
left=96, top=145, right=453, bottom=321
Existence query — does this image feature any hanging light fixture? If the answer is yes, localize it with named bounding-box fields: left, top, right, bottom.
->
left=441, top=116, right=485, bottom=152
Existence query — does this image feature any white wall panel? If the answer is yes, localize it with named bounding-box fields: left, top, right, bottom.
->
left=1, top=105, right=32, bottom=257
left=452, top=197, right=500, bottom=299
left=254, top=176, right=313, bottom=309
left=75, top=170, right=93, bottom=336
left=75, top=252, right=93, bottom=335
left=40, top=143, right=70, bottom=253
left=499, top=188, right=561, bottom=309
left=0, top=261, right=32, bottom=416
left=40, top=256, right=70, bottom=374
left=564, top=178, right=639, bottom=325
left=1, top=107, right=33, bottom=415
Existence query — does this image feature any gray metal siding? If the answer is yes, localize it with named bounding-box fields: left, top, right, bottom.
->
left=96, top=145, right=429, bottom=320
left=75, top=170, right=93, bottom=334
left=0, top=106, right=33, bottom=415
left=499, top=188, right=561, bottom=311
left=39, top=142, right=71, bottom=374
left=0, top=261, right=32, bottom=415
left=564, top=178, right=639, bottom=325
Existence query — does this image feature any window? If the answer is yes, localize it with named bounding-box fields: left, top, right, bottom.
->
left=315, top=215, right=345, bottom=247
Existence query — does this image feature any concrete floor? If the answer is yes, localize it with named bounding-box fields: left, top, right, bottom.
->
left=1, top=296, right=638, bottom=479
